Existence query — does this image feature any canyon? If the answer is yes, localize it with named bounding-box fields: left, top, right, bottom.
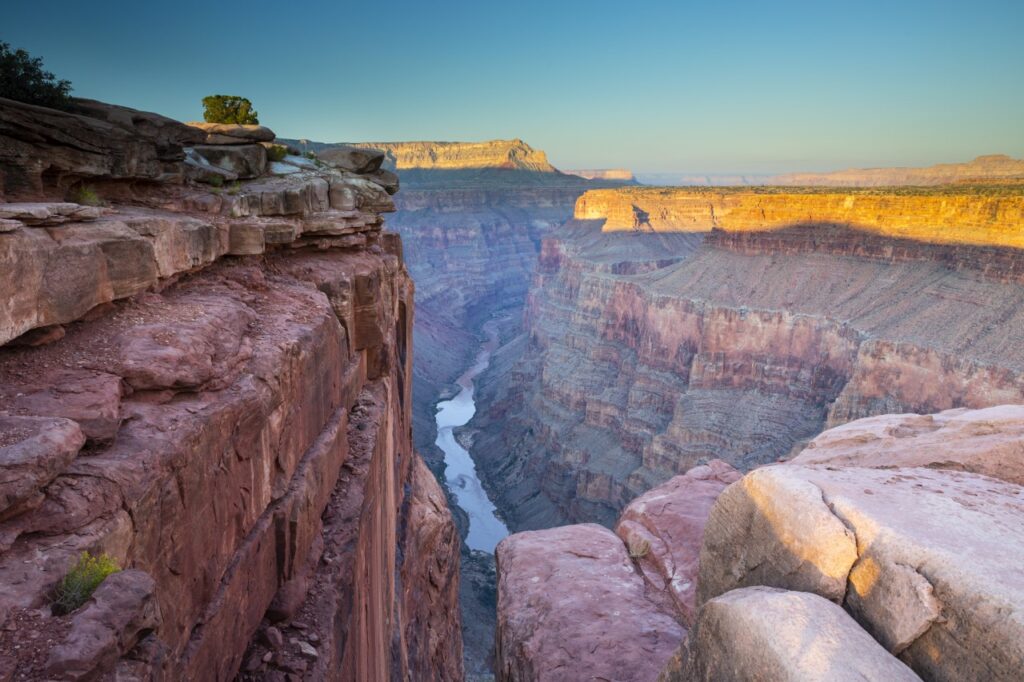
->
left=0, top=96, right=461, bottom=680
left=467, top=185, right=1024, bottom=531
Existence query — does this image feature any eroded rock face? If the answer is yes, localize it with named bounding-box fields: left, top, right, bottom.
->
left=697, top=464, right=1024, bottom=681
left=770, top=153, right=1024, bottom=187
left=495, top=523, right=684, bottom=682
left=0, top=415, right=84, bottom=520
left=672, top=587, right=921, bottom=682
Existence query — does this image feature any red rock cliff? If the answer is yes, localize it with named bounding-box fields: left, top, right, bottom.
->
left=0, top=97, right=462, bottom=681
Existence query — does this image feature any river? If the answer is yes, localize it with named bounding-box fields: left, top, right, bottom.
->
left=435, top=323, right=510, bottom=553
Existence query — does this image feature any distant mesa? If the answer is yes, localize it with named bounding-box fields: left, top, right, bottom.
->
left=350, top=139, right=556, bottom=172
left=564, top=168, right=636, bottom=183
left=770, top=154, right=1024, bottom=187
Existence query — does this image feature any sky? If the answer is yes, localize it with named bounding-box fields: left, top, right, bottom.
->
left=4, top=0, right=1023, bottom=173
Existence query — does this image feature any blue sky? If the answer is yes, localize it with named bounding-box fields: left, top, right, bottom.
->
left=4, top=0, right=1022, bottom=173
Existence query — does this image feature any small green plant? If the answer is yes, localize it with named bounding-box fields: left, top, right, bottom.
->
left=266, top=144, right=288, bottom=162
left=68, top=185, right=102, bottom=206
left=202, top=94, right=258, bottom=124
left=0, top=42, right=72, bottom=109
left=53, top=552, right=120, bottom=615
left=227, top=181, right=242, bottom=195
left=303, top=150, right=318, bottom=160
left=627, top=537, right=651, bottom=559
left=207, top=174, right=224, bottom=188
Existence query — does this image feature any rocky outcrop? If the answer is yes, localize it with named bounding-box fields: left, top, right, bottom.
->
left=469, top=186, right=1024, bottom=530
left=0, top=97, right=462, bottom=680
left=614, top=460, right=740, bottom=625
left=496, top=407, right=1024, bottom=680
left=495, top=524, right=685, bottom=682
left=698, top=461, right=1024, bottom=680
left=671, top=587, right=921, bottom=682
left=771, top=154, right=1024, bottom=187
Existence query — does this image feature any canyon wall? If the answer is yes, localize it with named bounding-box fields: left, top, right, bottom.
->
left=0, top=97, right=461, bottom=680
left=469, top=186, right=1024, bottom=529
left=770, top=153, right=1024, bottom=186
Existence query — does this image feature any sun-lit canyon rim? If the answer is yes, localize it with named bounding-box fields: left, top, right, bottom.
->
left=3, top=0, right=1024, bottom=677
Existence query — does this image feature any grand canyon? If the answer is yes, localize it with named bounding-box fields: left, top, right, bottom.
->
left=2, top=3, right=1024, bottom=680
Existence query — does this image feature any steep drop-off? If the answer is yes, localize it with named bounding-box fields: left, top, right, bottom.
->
left=0, top=97, right=461, bottom=680
left=468, top=186, right=1024, bottom=530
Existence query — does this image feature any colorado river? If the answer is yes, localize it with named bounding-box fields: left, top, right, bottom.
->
left=435, top=323, right=509, bottom=553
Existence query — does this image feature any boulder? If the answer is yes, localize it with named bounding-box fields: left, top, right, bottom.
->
left=614, top=459, right=740, bottom=624
left=190, top=144, right=268, bottom=180
left=185, top=122, right=276, bottom=143
left=495, top=523, right=685, bottom=682
left=0, top=415, right=84, bottom=519
left=328, top=176, right=395, bottom=213
left=319, top=146, right=385, bottom=174
left=792, top=404, right=1024, bottom=485
left=364, top=168, right=400, bottom=195
left=71, top=99, right=204, bottom=154
left=46, top=569, right=161, bottom=681
left=698, top=464, right=1024, bottom=681
left=671, top=587, right=921, bottom=681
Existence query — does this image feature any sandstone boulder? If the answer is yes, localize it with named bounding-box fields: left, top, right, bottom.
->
left=46, top=569, right=161, bottom=680
left=698, top=465, right=1024, bottom=680
left=364, top=168, right=400, bottom=195
left=792, top=404, right=1024, bottom=485
left=495, top=523, right=685, bottom=682
left=319, top=145, right=385, bottom=174
left=186, top=121, right=276, bottom=143
left=0, top=415, right=84, bottom=519
left=614, top=459, right=740, bottom=624
left=671, top=587, right=921, bottom=681
left=190, top=144, right=268, bottom=180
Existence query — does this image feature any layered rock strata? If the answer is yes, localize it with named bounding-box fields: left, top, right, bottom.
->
left=0, top=97, right=461, bottom=680
left=470, top=186, right=1024, bottom=530
left=770, top=154, right=1024, bottom=187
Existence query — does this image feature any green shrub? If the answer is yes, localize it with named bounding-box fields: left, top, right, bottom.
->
left=303, top=150, right=317, bottom=160
left=227, top=180, right=242, bottom=195
left=53, top=552, right=120, bottom=614
left=202, top=95, right=259, bottom=124
left=0, top=42, right=72, bottom=109
left=207, top=174, right=224, bottom=188
left=68, top=185, right=102, bottom=206
left=266, top=144, right=288, bottom=162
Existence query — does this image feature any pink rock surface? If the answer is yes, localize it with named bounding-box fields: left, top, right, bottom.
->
left=496, top=523, right=684, bottom=682
left=0, top=415, right=84, bottom=520
left=614, top=459, right=740, bottom=624
left=792, top=404, right=1024, bottom=485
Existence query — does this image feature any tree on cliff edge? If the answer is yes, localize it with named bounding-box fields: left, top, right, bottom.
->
left=0, top=42, right=72, bottom=109
left=202, top=95, right=259, bottom=124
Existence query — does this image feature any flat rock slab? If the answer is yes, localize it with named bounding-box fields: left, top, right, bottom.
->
left=698, top=464, right=1024, bottom=681
left=319, top=146, right=385, bottom=174
left=496, top=523, right=685, bottom=682
left=185, top=122, right=276, bottom=142
left=0, top=415, right=84, bottom=518
left=0, top=369, right=123, bottom=443
left=0, top=203, right=103, bottom=226
left=794, top=404, right=1024, bottom=485
left=614, top=459, right=740, bottom=624
left=672, top=587, right=921, bottom=681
